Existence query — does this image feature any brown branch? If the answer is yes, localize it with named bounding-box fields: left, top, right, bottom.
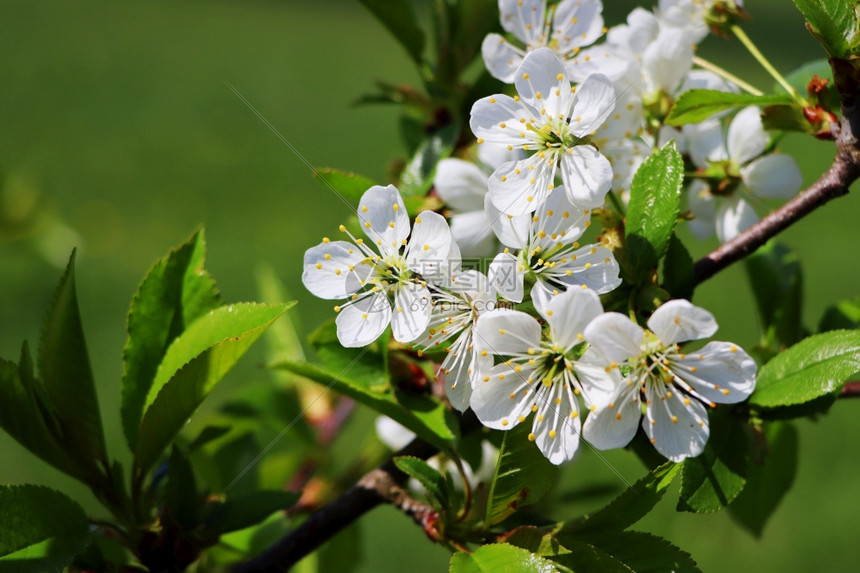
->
left=232, top=410, right=480, bottom=572
left=840, top=381, right=860, bottom=398
left=694, top=83, right=860, bottom=284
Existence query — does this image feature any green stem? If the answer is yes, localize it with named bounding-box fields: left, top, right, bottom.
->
left=730, top=25, right=806, bottom=106
left=691, top=56, right=762, bottom=96
left=607, top=190, right=626, bottom=216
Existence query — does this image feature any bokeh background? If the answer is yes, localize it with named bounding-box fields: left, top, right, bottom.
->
left=1, top=1, right=858, bottom=571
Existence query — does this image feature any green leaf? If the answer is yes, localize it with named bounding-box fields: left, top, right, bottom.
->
left=750, top=329, right=860, bottom=408
left=313, top=168, right=377, bottom=204
left=0, top=485, right=91, bottom=572
left=204, top=490, right=300, bottom=535
left=625, top=141, right=684, bottom=283
left=729, top=422, right=799, bottom=537
left=486, top=424, right=558, bottom=526
left=557, top=531, right=701, bottom=573
left=38, top=250, right=107, bottom=471
left=164, top=445, right=201, bottom=530
left=666, top=90, right=792, bottom=126
left=358, top=0, right=425, bottom=64
left=744, top=242, right=803, bottom=348
left=677, top=414, right=748, bottom=513
left=134, top=302, right=292, bottom=473
left=818, top=295, right=860, bottom=332
left=661, top=234, right=695, bottom=300
left=450, top=544, right=559, bottom=573
left=0, top=345, right=87, bottom=481
left=398, top=123, right=459, bottom=197
left=792, top=0, right=859, bottom=58
left=564, top=463, right=680, bottom=537
left=394, top=456, right=449, bottom=510
left=122, top=229, right=222, bottom=450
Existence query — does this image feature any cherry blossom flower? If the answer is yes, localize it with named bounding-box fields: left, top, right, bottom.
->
left=302, top=185, right=458, bottom=347
left=471, top=288, right=615, bottom=464
left=481, top=0, right=617, bottom=84
left=686, top=106, right=803, bottom=241
left=484, top=185, right=621, bottom=304
left=582, top=299, right=756, bottom=462
left=470, top=48, right=616, bottom=215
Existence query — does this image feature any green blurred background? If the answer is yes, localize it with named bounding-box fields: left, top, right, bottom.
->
left=0, top=0, right=857, bottom=571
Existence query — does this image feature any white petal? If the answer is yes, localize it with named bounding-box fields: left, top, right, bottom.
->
left=687, top=118, right=727, bottom=168
left=358, top=185, right=410, bottom=256
left=552, top=0, right=604, bottom=52
left=642, top=27, right=692, bottom=95
left=740, top=154, right=803, bottom=199
left=488, top=251, right=525, bottom=303
left=648, top=299, right=717, bottom=344
left=406, top=211, right=452, bottom=283
left=728, top=106, right=768, bottom=165
left=533, top=383, right=581, bottom=465
left=575, top=349, right=624, bottom=408
left=434, top=158, right=488, bottom=212
left=532, top=185, right=590, bottom=248
left=302, top=241, right=368, bottom=299
left=489, top=154, right=556, bottom=215
left=336, top=293, right=391, bottom=347
left=560, top=146, right=612, bottom=208
left=553, top=244, right=621, bottom=294
left=478, top=140, right=525, bottom=169
left=715, top=196, right=758, bottom=243
left=470, top=94, right=537, bottom=147
left=570, top=73, right=616, bottom=134
left=391, top=284, right=431, bottom=343
left=481, top=33, right=525, bottom=83
left=542, top=288, right=603, bottom=348
left=499, top=0, right=546, bottom=44
left=602, top=139, right=649, bottom=194
left=564, top=46, right=630, bottom=84
left=643, top=386, right=709, bottom=462
left=582, top=384, right=640, bottom=450
left=673, top=341, right=757, bottom=404
left=470, top=362, right=537, bottom=430
left=686, top=180, right=716, bottom=240
left=449, top=211, right=498, bottom=258
left=440, top=344, right=476, bottom=412
left=514, top=48, right=571, bottom=116
left=473, top=309, right=542, bottom=356
left=375, top=416, right=415, bottom=450
left=485, top=192, right=530, bottom=249
left=584, top=312, right=645, bottom=363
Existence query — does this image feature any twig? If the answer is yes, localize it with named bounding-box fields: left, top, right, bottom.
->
left=694, top=87, right=860, bottom=284
left=232, top=410, right=480, bottom=572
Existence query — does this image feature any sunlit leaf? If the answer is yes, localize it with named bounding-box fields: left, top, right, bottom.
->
left=134, top=302, right=292, bottom=473
left=122, top=229, right=222, bottom=450
left=0, top=485, right=90, bottom=572
left=313, top=168, right=377, bottom=204
left=750, top=329, right=860, bottom=408
left=792, top=0, right=859, bottom=58
left=394, top=456, right=449, bottom=511
left=450, top=543, right=559, bottom=573
left=666, top=90, right=792, bottom=126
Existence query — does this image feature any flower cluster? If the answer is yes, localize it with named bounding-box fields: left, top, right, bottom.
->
left=300, top=0, right=786, bottom=466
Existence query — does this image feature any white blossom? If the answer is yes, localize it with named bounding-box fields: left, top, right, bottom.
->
left=302, top=185, right=458, bottom=347
left=471, top=48, right=617, bottom=215
left=485, top=185, right=621, bottom=304
left=582, top=299, right=756, bottom=462
left=471, top=288, right=615, bottom=464
left=686, top=106, right=803, bottom=242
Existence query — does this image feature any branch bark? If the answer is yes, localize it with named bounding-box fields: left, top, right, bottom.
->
left=694, top=81, right=860, bottom=284
left=232, top=410, right=480, bottom=572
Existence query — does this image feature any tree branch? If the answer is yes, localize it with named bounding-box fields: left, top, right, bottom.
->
left=232, top=410, right=480, bottom=572
left=694, top=82, right=860, bottom=284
